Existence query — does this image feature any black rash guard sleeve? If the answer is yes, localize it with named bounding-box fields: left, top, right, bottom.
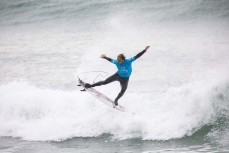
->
left=135, top=49, right=146, bottom=60
left=103, top=57, right=113, bottom=62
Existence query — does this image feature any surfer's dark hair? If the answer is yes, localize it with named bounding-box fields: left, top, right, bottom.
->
left=118, top=54, right=126, bottom=60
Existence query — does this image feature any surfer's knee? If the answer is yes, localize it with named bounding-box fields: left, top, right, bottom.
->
left=121, top=87, right=126, bottom=92
left=103, top=80, right=110, bottom=84
left=117, top=88, right=126, bottom=98
left=121, top=85, right=128, bottom=92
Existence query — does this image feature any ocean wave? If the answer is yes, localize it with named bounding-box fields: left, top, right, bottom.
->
left=0, top=0, right=229, bottom=143
left=0, top=77, right=228, bottom=142
left=0, top=0, right=228, bottom=27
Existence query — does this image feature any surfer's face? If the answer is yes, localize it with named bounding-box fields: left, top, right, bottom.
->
left=117, top=56, right=124, bottom=64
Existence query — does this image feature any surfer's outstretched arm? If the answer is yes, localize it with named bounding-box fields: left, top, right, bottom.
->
left=100, top=54, right=113, bottom=63
left=134, top=46, right=150, bottom=60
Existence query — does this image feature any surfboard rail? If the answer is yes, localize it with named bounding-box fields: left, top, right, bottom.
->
left=77, top=76, right=126, bottom=112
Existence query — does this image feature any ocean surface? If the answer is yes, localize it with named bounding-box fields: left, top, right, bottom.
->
left=0, top=0, right=229, bottom=152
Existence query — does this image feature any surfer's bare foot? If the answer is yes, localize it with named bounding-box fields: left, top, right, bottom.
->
left=114, top=101, right=118, bottom=106
left=85, top=83, right=91, bottom=88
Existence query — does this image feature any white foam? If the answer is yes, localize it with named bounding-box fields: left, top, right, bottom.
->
left=0, top=73, right=228, bottom=141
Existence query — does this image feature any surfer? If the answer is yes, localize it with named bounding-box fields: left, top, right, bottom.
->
left=85, top=46, right=150, bottom=106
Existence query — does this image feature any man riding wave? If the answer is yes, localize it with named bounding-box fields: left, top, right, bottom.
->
left=85, top=46, right=150, bottom=106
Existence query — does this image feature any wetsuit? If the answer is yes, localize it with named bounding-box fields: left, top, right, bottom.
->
left=86, top=49, right=147, bottom=105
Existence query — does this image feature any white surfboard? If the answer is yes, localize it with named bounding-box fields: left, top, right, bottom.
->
left=77, top=76, right=126, bottom=112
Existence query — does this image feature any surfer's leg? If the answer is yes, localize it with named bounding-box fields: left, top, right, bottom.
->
left=114, top=78, right=129, bottom=105
left=86, top=73, right=118, bottom=88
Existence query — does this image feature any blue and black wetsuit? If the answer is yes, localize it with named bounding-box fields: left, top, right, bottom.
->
left=86, top=49, right=147, bottom=105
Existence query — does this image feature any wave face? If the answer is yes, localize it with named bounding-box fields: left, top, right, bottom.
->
left=0, top=0, right=229, bottom=145
left=0, top=78, right=228, bottom=141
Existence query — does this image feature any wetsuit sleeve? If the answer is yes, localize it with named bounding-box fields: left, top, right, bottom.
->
left=103, top=57, right=113, bottom=63
left=134, top=49, right=147, bottom=60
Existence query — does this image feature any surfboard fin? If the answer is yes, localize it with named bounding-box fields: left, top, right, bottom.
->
left=80, top=89, right=86, bottom=92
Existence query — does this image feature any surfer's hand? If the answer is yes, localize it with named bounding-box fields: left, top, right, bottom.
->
left=145, top=46, right=150, bottom=51
left=100, top=54, right=106, bottom=58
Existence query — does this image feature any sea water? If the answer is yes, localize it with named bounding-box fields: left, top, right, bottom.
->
left=0, top=0, right=229, bottom=152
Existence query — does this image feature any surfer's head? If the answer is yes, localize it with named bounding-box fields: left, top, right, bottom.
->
left=117, top=54, right=125, bottom=64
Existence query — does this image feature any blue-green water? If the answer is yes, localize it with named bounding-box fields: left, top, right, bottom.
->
left=0, top=0, right=229, bottom=152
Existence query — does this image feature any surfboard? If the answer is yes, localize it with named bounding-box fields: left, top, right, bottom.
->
left=77, top=76, right=126, bottom=112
